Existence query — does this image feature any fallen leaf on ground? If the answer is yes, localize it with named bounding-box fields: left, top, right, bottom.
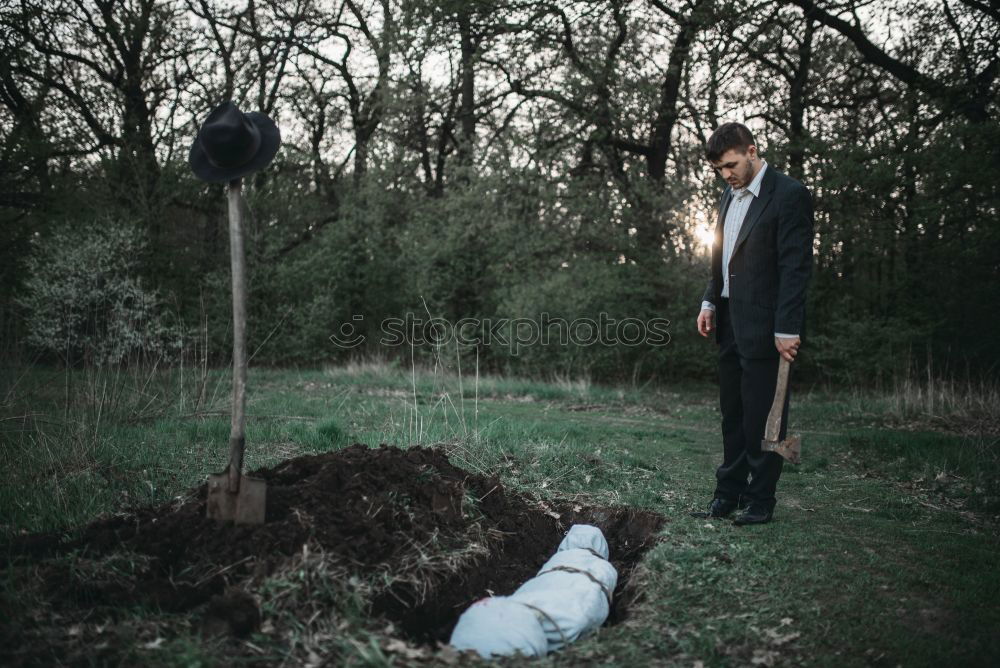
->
left=437, top=645, right=461, bottom=664
left=385, top=639, right=428, bottom=660
left=766, top=628, right=802, bottom=646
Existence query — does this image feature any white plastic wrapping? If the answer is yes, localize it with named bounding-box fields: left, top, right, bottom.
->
left=449, top=524, right=618, bottom=658
left=449, top=596, right=549, bottom=659
left=557, top=523, right=610, bottom=559
left=509, top=548, right=618, bottom=650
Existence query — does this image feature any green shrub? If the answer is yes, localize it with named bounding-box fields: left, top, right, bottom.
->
left=15, top=221, right=183, bottom=366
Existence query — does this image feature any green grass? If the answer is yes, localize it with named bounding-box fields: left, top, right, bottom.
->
left=1, top=360, right=998, bottom=666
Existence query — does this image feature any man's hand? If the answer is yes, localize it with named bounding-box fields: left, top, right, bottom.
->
left=775, top=336, right=801, bottom=362
left=697, top=309, right=715, bottom=337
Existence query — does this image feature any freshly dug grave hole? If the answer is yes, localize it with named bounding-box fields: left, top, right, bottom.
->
left=2, top=444, right=664, bottom=662
left=375, top=498, right=666, bottom=644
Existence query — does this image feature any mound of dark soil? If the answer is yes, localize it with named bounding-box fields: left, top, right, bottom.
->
left=82, top=444, right=512, bottom=585
left=2, top=444, right=665, bottom=660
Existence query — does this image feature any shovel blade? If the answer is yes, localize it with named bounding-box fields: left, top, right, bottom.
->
left=206, top=472, right=267, bottom=524
left=761, top=434, right=801, bottom=465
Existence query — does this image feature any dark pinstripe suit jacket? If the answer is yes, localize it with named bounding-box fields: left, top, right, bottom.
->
left=702, top=166, right=813, bottom=359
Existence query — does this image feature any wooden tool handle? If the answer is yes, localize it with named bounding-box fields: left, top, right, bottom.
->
left=764, top=356, right=791, bottom=443
left=227, top=178, right=248, bottom=492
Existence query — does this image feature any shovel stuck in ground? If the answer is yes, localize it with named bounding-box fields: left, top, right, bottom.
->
left=207, top=178, right=266, bottom=524
left=761, top=356, right=801, bottom=465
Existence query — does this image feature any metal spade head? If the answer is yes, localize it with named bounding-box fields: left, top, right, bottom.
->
left=207, top=469, right=267, bottom=524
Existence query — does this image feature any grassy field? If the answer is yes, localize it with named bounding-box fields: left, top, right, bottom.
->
left=2, top=359, right=998, bottom=666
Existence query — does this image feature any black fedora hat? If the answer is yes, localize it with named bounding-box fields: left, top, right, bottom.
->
left=189, top=101, right=281, bottom=182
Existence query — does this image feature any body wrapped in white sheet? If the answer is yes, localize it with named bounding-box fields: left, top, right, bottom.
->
left=448, top=596, right=549, bottom=658
left=448, top=524, right=618, bottom=658
left=509, top=547, right=618, bottom=650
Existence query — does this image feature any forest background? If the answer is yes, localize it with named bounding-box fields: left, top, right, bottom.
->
left=2, top=0, right=997, bottom=386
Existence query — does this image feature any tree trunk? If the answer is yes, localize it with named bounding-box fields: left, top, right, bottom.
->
left=648, top=13, right=699, bottom=180
left=457, top=10, right=477, bottom=168
left=787, top=18, right=815, bottom=180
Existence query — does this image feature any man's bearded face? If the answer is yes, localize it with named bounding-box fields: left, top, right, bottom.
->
left=711, top=146, right=758, bottom=189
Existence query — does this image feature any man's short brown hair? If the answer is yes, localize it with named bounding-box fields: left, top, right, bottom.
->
left=706, top=122, right=755, bottom=162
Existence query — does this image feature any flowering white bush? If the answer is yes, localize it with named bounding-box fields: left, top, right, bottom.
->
left=16, top=222, right=183, bottom=366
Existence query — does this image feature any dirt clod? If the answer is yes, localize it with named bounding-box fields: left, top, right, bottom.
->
left=204, top=590, right=260, bottom=638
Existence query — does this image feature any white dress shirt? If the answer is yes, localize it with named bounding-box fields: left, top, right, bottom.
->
left=701, top=160, right=797, bottom=338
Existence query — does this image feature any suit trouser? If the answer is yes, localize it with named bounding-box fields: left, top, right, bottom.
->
left=713, top=298, right=789, bottom=509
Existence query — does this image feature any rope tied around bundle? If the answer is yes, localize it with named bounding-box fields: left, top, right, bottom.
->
left=537, top=565, right=614, bottom=606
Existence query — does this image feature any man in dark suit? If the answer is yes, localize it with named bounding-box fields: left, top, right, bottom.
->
left=694, top=122, right=813, bottom=526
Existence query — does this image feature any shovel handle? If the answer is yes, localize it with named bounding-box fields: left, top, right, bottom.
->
left=228, top=178, right=248, bottom=492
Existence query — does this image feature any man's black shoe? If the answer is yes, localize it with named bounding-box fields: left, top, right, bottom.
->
left=690, top=497, right=739, bottom=519
left=732, top=504, right=773, bottom=526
